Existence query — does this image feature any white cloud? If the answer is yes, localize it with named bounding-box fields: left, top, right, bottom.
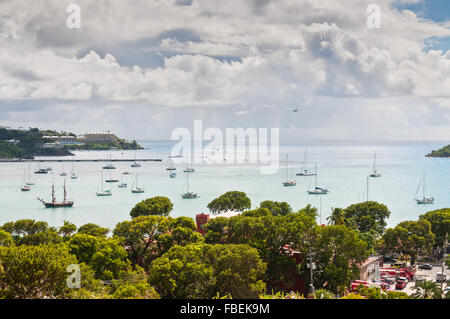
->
left=0, top=0, right=449, bottom=140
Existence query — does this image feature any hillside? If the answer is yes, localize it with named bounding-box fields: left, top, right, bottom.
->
left=0, top=127, right=142, bottom=159
left=426, top=144, right=450, bottom=158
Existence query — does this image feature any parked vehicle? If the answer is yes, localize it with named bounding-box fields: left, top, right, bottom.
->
left=415, top=276, right=424, bottom=282
left=395, top=279, right=407, bottom=290
left=436, top=273, right=447, bottom=283
left=418, top=264, right=433, bottom=270
left=396, top=276, right=409, bottom=283
left=381, top=276, right=395, bottom=285
left=383, top=256, right=397, bottom=263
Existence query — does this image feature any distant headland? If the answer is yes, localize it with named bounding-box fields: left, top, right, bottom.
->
left=0, top=127, right=142, bottom=159
left=426, top=144, right=450, bottom=158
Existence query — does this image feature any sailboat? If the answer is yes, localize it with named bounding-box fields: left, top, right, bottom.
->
left=103, top=154, right=116, bottom=169
left=369, top=151, right=381, bottom=178
left=35, top=162, right=48, bottom=174
left=26, top=163, right=35, bottom=185
left=297, top=148, right=316, bottom=176
left=59, top=162, right=67, bottom=176
left=183, top=158, right=195, bottom=173
left=131, top=173, right=145, bottom=193
left=70, top=158, right=78, bottom=179
left=20, top=170, right=31, bottom=191
left=131, top=149, right=141, bottom=168
left=166, top=158, right=176, bottom=171
left=38, top=178, right=74, bottom=207
left=118, top=174, right=127, bottom=188
left=105, top=170, right=119, bottom=183
left=414, top=173, right=434, bottom=204
left=182, top=168, right=198, bottom=199
left=282, top=154, right=296, bottom=186
left=170, top=172, right=176, bottom=178
left=96, top=170, right=112, bottom=196
left=307, top=164, right=329, bottom=194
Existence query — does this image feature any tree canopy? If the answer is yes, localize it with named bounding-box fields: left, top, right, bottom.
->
left=130, top=196, right=173, bottom=218
left=207, top=191, right=251, bottom=215
left=343, top=201, right=390, bottom=236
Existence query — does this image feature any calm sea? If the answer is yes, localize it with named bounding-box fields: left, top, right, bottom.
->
left=0, top=141, right=448, bottom=231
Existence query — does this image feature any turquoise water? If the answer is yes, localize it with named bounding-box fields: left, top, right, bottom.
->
left=0, top=141, right=448, bottom=231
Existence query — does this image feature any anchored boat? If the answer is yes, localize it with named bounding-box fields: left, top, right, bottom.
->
left=38, top=179, right=74, bottom=207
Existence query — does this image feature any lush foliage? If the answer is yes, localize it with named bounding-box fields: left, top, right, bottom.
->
left=130, top=196, right=173, bottom=218
left=381, top=219, right=435, bottom=262
left=207, top=191, right=251, bottom=215
left=0, top=191, right=448, bottom=299
left=419, top=209, right=450, bottom=248
left=149, top=243, right=266, bottom=299
left=427, top=144, right=450, bottom=157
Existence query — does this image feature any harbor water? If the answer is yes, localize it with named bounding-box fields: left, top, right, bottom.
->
left=0, top=141, right=448, bottom=231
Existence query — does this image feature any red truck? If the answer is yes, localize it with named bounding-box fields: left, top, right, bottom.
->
left=380, top=267, right=415, bottom=280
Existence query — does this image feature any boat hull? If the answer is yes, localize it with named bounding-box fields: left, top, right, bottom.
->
left=43, top=201, right=74, bottom=208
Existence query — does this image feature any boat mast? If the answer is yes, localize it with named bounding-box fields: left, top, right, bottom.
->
left=373, top=151, right=376, bottom=171
left=63, top=179, right=67, bottom=203
left=302, top=148, right=307, bottom=172
left=423, top=172, right=426, bottom=199
left=366, top=177, right=369, bottom=202
left=51, top=179, right=55, bottom=203
left=186, top=170, right=190, bottom=193
left=314, top=164, right=318, bottom=188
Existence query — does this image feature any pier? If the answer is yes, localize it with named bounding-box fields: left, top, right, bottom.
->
left=0, top=158, right=162, bottom=163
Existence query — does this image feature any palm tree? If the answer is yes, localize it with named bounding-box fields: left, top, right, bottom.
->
left=411, top=280, right=441, bottom=299
left=327, top=208, right=345, bottom=225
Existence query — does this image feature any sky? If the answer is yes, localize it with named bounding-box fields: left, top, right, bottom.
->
left=0, top=0, right=449, bottom=142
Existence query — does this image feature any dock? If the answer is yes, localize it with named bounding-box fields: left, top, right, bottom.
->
left=0, top=158, right=162, bottom=163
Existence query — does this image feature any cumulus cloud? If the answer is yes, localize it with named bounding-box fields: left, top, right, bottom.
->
left=0, top=0, right=449, bottom=140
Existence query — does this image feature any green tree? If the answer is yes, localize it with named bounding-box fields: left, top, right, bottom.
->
left=207, top=244, right=266, bottom=299
left=67, top=233, right=134, bottom=280
left=113, top=215, right=170, bottom=268
left=419, top=209, right=450, bottom=248
left=411, top=280, right=441, bottom=299
left=148, top=243, right=216, bottom=298
left=207, top=191, right=251, bottom=215
left=0, top=219, right=61, bottom=246
left=0, top=230, right=14, bottom=247
left=203, top=208, right=317, bottom=290
left=111, top=282, right=160, bottom=299
left=148, top=243, right=266, bottom=299
left=0, top=244, right=77, bottom=298
left=309, top=225, right=370, bottom=294
left=77, top=223, right=109, bottom=238
left=59, top=220, right=77, bottom=238
left=382, top=220, right=435, bottom=263
left=343, top=201, right=390, bottom=236
left=259, top=201, right=292, bottom=216
left=327, top=208, right=345, bottom=225
left=130, top=196, right=173, bottom=218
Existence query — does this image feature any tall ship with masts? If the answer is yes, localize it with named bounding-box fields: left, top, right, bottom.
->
left=38, top=179, right=74, bottom=207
